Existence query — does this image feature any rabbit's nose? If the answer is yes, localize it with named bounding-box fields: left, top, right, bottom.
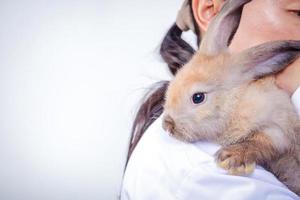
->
left=162, top=115, right=175, bottom=134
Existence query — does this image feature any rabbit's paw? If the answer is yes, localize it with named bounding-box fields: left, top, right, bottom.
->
left=215, top=145, right=256, bottom=175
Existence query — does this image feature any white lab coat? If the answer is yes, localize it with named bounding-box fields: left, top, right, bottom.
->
left=121, top=87, right=300, bottom=200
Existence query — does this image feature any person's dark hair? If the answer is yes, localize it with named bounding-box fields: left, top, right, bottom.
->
left=125, top=0, right=201, bottom=166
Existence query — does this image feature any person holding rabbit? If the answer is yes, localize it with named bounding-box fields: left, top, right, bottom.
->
left=121, top=0, right=300, bottom=199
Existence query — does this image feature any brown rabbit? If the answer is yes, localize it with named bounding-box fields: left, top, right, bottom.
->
left=162, top=0, right=300, bottom=195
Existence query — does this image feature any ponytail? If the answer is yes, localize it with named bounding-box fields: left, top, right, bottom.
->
left=126, top=81, right=168, bottom=164
left=160, top=23, right=195, bottom=75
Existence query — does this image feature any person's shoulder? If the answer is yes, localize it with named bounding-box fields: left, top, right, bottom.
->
left=124, top=116, right=195, bottom=190
left=122, top=116, right=300, bottom=200
left=127, top=115, right=218, bottom=173
left=121, top=116, right=210, bottom=199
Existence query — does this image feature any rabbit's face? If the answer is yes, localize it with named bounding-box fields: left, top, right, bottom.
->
left=162, top=39, right=300, bottom=143
left=162, top=53, right=234, bottom=142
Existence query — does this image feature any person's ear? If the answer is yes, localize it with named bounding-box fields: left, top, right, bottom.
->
left=192, top=0, right=225, bottom=32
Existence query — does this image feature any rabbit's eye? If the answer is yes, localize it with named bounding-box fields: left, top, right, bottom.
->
left=191, top=93, right=206, bottom=104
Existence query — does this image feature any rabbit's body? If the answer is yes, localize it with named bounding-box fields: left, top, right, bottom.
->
left=217, top=73, right=300, bottom=194
left=163, top=49, right=300, bottom=195
left=161, top=0, right=300, bottom=194
left=218, top=75, right=299, bottom=149
left=270, top=145, right=300, bottom=195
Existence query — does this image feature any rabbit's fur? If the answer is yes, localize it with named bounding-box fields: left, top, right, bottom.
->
left=162, top=0, right=300, bottom=195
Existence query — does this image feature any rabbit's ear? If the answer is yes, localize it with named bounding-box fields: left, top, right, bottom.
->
left=233, top=40, right=300, bottom=80
left=199, top=0, right=252, bottom=55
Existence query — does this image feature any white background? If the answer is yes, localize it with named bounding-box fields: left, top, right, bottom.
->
left=0, top=0, right=198, bottom=199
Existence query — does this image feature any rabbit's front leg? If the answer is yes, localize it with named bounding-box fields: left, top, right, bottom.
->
left=215, top=133, right=277, bottom=175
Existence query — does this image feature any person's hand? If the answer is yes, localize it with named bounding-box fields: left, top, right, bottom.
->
left=276, top=58, right=300, bottom=96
